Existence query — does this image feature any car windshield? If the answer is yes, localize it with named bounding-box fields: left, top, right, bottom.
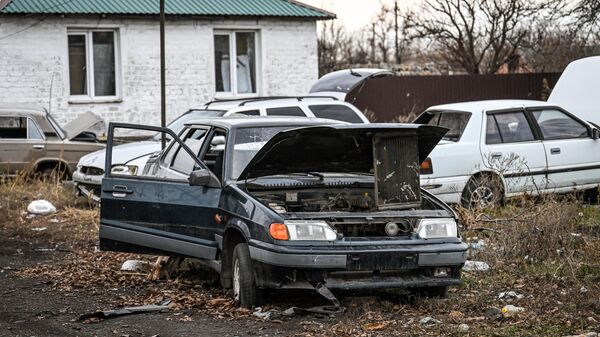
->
left=424, top=111, right=471, bottom=141
left=231, top=126, right=303, bottom=180
left=152, top=109, right=225, bottom=140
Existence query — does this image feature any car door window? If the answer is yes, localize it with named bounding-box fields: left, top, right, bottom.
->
left=171, top=128, right=209, bottom=174
left=201, top=129, right=227, bottom=181
left=236, top=109, right=260, bottom=116
left=0, top=117, right=27, bottom=139
left=486, top=115, right=502, bottom=144
left=27, top=119, right=44, bottom=140
left=308, top=104, right=364, bottom=123
left=266, top=106, right=305, bottom=117
left=531, top=109, right=588, bottom=140
left=491, top=112, right=535, bottom=143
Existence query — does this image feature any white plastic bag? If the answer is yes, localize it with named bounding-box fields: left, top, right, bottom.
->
left=27, top=200, right=57, bottom=215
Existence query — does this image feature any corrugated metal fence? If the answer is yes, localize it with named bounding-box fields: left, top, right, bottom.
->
left=346, top=73, right=562, bottom=122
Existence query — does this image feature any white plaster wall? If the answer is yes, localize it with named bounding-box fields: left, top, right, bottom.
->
left=0, top=15, right=318, bottom=134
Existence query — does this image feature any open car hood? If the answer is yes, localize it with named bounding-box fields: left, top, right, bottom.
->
left=548, top=56, right=600, bottom=125
left=63, top=111, right=103, bottom=140
left=238, top=124, right=447, bottom=181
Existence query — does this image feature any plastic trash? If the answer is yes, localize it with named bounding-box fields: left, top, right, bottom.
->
left=120, top=260, right=150, bottom=272
left=501, top=305, right=525, bottom=317
left=463, top=260, right=490, bottom=272
left=27, top=200, right=56, bottom=215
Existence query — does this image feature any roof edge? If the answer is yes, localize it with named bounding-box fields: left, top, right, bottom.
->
left=0, top=0, right=11, bottom=11
left=285, top=0, right=336, bottom=19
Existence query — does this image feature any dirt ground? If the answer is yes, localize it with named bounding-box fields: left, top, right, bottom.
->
left=1, top=180, right=599, bottom=337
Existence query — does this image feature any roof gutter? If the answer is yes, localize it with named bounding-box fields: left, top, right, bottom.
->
left=0, top=0, right=12, bottom=11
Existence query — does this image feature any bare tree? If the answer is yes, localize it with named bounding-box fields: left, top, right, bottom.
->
left=317, top=21, right=350, bottom=76
left=405, top=0, right=556, bottom=74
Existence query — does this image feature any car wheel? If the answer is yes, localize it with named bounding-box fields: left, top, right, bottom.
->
left=461, top=174, right=503, bottom=208
left=232, top=243, right=261, bottom=308
left=412, top=286, right=448, bottom=299
left=40, top=167, right=65, bottom=181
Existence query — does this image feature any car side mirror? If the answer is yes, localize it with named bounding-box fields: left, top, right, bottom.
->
left=189, top=169, right=221, bottom=188
left=593, top=128, right=600, bottom=140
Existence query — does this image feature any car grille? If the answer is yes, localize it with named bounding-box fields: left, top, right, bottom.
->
left=80, top=166, right=104, bottom=176
left=329, top=218, right=414, bottom=238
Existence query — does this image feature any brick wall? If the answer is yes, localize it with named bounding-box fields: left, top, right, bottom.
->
left=0, top=15, right=318, bottom=134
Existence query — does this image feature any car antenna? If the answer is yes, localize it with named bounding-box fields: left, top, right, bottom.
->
left=47, top=71, right=55, bottom=115
left=349, top=69, right=361, bottom=77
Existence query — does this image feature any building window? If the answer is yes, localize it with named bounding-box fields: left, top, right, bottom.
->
left=68, top=29, right=119, bottom=99
left=214, top=30, right=258, bottom=96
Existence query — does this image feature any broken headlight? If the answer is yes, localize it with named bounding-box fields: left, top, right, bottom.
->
left=416, top=218, right=457, bottom=239
left=270, top=220, right=337, bottom=241
left=111, top=164, right=138, bottom=176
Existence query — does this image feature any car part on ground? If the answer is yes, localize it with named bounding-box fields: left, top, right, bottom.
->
left=99, top=117, right=467, bottom=308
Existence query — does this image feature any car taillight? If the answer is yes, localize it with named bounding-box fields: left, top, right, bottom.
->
left=420, top=158, right=433, bottom=175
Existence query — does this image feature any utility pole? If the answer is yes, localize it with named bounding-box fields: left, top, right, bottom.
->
left=394, top=0, right=400, bottom=64
left=371, top=22, right=376, bottom=63
left=160, top=0, right=166, bottom=149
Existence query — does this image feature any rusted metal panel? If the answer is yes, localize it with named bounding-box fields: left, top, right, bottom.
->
left=347, top=73, right=561, bottom=122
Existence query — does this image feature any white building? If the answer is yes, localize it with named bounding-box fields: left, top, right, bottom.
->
left=0, top=0, right=333, bottom=129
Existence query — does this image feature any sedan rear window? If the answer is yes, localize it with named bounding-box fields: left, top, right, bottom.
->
left=309, top=104, right=364, bottom=123
left=421, top=111, right=471, bottom=141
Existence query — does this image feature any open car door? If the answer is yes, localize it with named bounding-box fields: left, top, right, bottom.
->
left=99, top=123, right=220, bottom=260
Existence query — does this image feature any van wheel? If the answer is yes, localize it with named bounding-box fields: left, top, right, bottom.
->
left=461, top=174, right=503, bottom=208
left=232, top=243, right=261, bottom=308
left=413, top=286, right=448, bottom=298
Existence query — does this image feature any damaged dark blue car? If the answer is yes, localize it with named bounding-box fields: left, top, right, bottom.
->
left=99, top=117, right=468, bottom=308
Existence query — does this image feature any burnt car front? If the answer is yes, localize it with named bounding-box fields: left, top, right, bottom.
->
left=226, top=123, right=467, bottom=303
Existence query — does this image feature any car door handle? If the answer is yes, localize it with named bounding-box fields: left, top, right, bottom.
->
left=490, top=152, right=502, bottom=159
left=550, top=148, right=561, bottom=155
left=32, top=144, right=45, bottom=150
left=103, top=185, right=134, bottom=198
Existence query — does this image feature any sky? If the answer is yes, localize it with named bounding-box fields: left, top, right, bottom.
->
left=299, top=0, right=419, bottom=31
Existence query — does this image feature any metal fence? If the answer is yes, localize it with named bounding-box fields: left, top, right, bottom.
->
left=346, top=72, right=562, bottom=122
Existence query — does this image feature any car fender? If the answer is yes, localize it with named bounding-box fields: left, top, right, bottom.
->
left=33, top=158, right=71, bottom=174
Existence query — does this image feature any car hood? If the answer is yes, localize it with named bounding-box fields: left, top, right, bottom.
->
left=62, top=111, right=103, bottom=140
left=238, top=123, right=447, bottom=181
left=78, top=141, right=160, bottom=168
left=548, top=56, right=600, bottom=125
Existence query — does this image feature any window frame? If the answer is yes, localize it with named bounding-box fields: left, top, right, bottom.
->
left=525, top=106, right=591, bottom=141
left=67, top=28, right=121, bottom=103
left=168, top=127, right=211, bottom=176
left=213, top=29, right=260, bottom=98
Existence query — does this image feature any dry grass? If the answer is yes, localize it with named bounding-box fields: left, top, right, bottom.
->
left=1, top=179, right=600, bottom=336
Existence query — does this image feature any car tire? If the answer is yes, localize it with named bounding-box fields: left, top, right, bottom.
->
left=413, top=286, right=448, bottom=299
left=461, top=174, right=503, bottom=208
left=232, top=243, right=261, bottom=308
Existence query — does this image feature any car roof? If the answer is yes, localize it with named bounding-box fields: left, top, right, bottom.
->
left=193, top=96, right=343, bottom=111
left=0, top=103, right=47, bottom=116
left=184, top=116, right=344, bottom=129
left=427, top=99, right=555, bottom=113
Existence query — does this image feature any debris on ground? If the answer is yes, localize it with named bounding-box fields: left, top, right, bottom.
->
left=363, top=320, right=393, bottom=331
left=563, top=333, right=598, bottom=337
left=457, top=323, right=470, bottom=332
left=27, top=200, right=56, bottom=215
left=31, top=227, right=47, bottom=232
left=497, top=291, right=524, bottom=301
left=482, top=307, right=503, bottom=320
left=462, top=260, right=490, bottom=272
left=419, top=316, right=441, bottom=325
left=501, top=305, right=525, bottom=317
left=78, top=300, right=171, bottom=322
left=121, top=260, right=151, bottom=272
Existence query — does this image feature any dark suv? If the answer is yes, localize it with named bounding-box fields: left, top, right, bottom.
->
left=100, top=117, right=467, bottom=307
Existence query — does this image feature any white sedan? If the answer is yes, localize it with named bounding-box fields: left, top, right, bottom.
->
left=416, top=99, right=600, bottom=206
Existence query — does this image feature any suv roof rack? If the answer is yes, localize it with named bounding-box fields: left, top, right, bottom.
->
left=204, top=96, right=338, bottom=108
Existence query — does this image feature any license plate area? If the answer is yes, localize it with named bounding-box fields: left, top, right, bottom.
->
left=346, top=252, right=418, bottom=271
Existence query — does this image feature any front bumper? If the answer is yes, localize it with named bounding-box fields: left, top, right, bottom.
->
left=72, top=170, right=102, bottom=201
left=420, top=175, right=471, bottom=204
left=248, top=239, right=467, bottom=290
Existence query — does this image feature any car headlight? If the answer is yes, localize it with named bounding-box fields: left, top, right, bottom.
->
left=269, top=220, right=337, bottom=241
left=416, top=218, right=457, bottom=239
left=111, top=164, right=138, bottom=176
